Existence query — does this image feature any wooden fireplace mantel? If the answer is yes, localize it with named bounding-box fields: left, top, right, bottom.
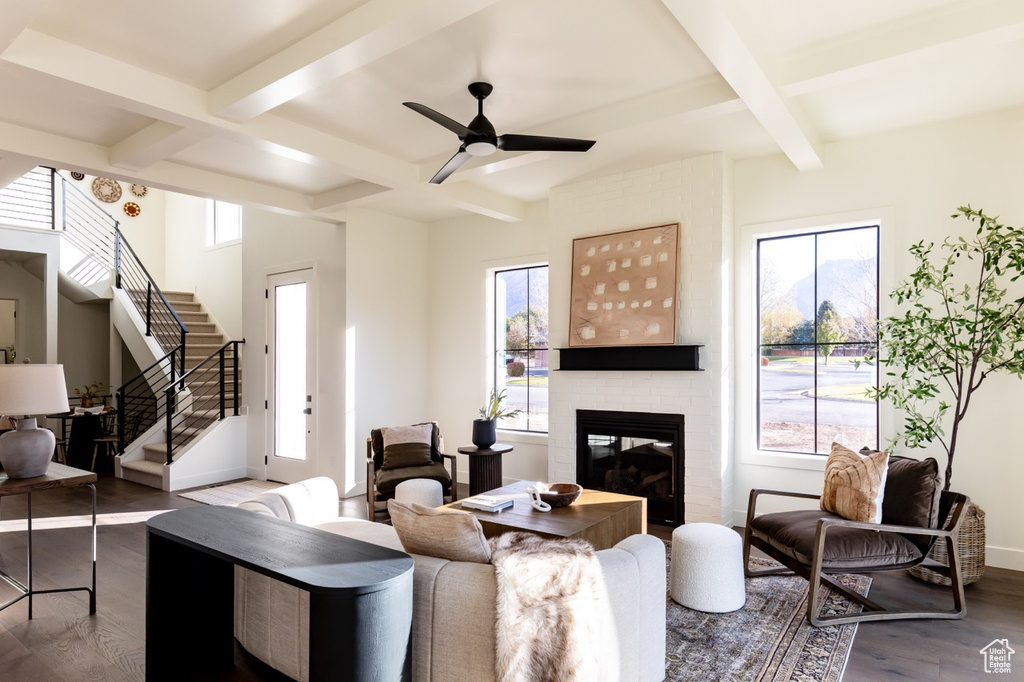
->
left=557, top=345, right=702, bottom=371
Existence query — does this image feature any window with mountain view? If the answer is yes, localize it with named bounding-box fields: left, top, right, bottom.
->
left=757, top=226, right=879, bottom=454
left=494, top=265, right=549, bottom=433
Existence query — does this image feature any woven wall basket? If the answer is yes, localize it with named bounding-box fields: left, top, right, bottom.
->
left=910, top=501, right=985, bottom=586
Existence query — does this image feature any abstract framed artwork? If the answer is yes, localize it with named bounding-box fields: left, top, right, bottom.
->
left=568, top=223, right=680, bottom=347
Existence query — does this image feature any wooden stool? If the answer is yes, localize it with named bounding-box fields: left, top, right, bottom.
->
left=91, top=436, right=119, bottom=472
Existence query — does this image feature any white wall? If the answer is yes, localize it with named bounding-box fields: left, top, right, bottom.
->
left=0, top=226, right=59, bottom=362
left=164, top=193, right=242, bottom=338
left=734, top=108, right=1024, bottom=570
left=57, top=297, right=109, bottom=395
left=427, top=202, right=551, bottom=484
left=0, top=259, right=46, bottom=363
left=346, top=208, right=433, bottom=492
left=241, top=208, right=348, bottom=490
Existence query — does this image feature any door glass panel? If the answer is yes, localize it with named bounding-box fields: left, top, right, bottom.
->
left=275, top=282, right=307, bottom=460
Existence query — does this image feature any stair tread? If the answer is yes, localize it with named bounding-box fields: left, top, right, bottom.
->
left=122, top=459, right=165, bottom=474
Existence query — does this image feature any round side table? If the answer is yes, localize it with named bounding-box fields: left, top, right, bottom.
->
left=457, top=444, right=513, bottom=495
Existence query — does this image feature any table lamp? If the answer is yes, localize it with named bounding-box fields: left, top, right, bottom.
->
left=0, top=364, right=70, bottom=478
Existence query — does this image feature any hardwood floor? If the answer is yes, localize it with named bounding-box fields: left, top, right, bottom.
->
left=0, top=475, right=1021, bottom=681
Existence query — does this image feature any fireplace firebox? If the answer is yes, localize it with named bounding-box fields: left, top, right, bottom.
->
left=576, top=409, right=684, bottom=525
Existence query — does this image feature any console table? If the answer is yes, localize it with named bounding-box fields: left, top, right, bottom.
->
left=457, top=443, right=513, bottom=495
left=0, top=463, right=97, bottom=619
left=146, top=506, right=414, bottom=681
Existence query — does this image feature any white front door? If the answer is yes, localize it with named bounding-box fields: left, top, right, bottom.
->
left=266, top=268, right=317, bottom=483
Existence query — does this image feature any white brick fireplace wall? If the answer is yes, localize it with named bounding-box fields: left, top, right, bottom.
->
left=547, top=153, right=734, bottom=525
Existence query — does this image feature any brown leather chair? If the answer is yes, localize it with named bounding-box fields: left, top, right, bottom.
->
left=743, top=455, right=968, bottom=626
left=365, top=422, right=457, bottom=520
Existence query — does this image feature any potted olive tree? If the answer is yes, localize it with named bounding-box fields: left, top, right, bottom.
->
left=472, top=388, right=522, bottom=449
left=867, top=205, right=1024, bottom=584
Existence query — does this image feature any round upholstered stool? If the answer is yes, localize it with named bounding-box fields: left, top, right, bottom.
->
left=669, top=523, right=746, bottom=612
left=394, top=478, right=443, bottom=507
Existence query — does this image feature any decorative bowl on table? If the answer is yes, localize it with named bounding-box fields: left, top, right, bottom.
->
left=539, top=483, right=583, bottom=507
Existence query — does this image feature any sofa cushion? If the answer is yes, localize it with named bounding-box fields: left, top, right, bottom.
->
left=388, top=500, right=492, bottom=563
left=371, top=422, right=442, bottom=470
left=821, top=442, right=888, bottom=523
left=375, top=461, right=452, bottom=495
left=749, top=509, right=924, bottom=570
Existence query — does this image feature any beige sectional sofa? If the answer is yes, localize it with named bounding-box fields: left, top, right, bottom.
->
left=234, top=477, right=666, bottom=682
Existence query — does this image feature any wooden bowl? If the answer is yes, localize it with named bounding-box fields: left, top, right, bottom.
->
left=539, top=483, right=582, bottom=507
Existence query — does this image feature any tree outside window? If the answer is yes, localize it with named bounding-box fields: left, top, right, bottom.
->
left=757, top=226, right=879, bottom=454
left=494, top=265, right=548, bottom=433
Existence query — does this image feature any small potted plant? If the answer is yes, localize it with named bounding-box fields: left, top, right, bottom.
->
left=75, top=381, right=110, bottom=408
left=473, top=388, right=522, bottom=449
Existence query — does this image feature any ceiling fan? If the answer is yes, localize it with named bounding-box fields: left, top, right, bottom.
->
left=403, top=82, right=596, bottom=184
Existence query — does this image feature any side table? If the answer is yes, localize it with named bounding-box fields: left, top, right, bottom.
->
left=0, top=463, right=98, bottom=619
left=457, top=443, right=513, bottom=495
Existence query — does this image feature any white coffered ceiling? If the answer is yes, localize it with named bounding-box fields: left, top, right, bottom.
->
left=0, top=0, right=1019, bottom=224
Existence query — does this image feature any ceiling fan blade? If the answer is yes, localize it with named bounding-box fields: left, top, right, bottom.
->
left=430, top=147, right=471, bottom=184
left=403, top=102, right=472, bottom=137
left=497, top=134, right=596, bottom=153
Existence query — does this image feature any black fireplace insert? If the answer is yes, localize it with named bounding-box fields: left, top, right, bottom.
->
left=576, top=409, right=684, bottom=525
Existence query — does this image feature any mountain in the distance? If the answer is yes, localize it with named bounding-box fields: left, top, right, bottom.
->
left=787, top=257, right=877, bottom=320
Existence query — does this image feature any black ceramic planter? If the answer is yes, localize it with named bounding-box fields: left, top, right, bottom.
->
left=471, top=419, right=497, bottom=449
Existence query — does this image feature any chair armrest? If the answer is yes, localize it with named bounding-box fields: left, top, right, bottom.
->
left=746, top=488, right=822, bottom=528
left=441, top=453, right=458, bottom=501
left=816, top=492, right=971, bottom=539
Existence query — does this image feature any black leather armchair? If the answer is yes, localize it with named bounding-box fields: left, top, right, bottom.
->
left=743, top=455, right=968, bottom=626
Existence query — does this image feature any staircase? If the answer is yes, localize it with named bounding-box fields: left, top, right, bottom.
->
left=1, top=166, right=247, bottom=490
left=118, top=291, right=242, bottom=490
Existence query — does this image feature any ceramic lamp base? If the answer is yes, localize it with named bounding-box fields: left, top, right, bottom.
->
left=0, top=418, right=54, bottom=478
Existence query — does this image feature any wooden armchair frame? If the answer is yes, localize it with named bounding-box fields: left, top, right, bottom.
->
left=743, top=488, right=969, bottom=626
left=365, top=437, right=458, bottom=520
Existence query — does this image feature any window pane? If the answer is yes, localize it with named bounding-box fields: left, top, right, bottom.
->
left=758, top=345, right=816, bottom=453
left=814, top=346, right=877, bottom=452
left=757, top=226, right=879, bottom=454
left=816, top=229, right=877, bottom=343
left=275, top=282, right=306, bottom=460
left=495, top=265, right=548, bottom=434
left=214, top=201, right=242, bottom=243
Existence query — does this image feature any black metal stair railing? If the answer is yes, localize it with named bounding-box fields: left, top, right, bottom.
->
left=159, top=341, right=243, bottom=465
left=0, top=166, right=245, bottom=464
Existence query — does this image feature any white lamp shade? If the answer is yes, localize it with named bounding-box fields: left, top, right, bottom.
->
left=0, top=364, right=71, bottom=416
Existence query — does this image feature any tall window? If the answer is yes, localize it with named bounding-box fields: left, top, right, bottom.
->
left=757, top=225, right=879, bottom=454
left=494, top=265, right=549, bottom=433
left=207, top=200, right=242, bottom=246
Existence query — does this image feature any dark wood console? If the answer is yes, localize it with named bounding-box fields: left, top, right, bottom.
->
left=146, top=505, right=414, bottom=681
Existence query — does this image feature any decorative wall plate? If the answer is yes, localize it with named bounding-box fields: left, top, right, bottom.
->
left=92, top=177, right=122, bottom=203
left=130, top=184, right=148, bottom=197
left=123, top=201, right=141, bottom=217
left=70, top=171, right=85, bottom=181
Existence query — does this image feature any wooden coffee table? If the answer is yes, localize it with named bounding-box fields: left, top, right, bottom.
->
left=444, top=480, right=646, bottom=550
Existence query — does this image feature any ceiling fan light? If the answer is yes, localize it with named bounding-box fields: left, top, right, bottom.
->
left=466, top=140, right=497, bottom=156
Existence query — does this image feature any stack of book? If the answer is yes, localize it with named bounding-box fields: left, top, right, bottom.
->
left=460, top=494, right=514, bottom=512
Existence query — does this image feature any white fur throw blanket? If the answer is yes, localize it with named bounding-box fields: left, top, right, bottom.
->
left=490, top=532, right=611, bottom=682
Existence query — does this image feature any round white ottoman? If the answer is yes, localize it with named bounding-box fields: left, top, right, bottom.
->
left=394, top=478, right=443, bottom=507
left=669, top=523, right=746, bottom=612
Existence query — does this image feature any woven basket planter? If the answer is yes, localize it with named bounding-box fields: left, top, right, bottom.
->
left=910, top=501, right=985, bottom=586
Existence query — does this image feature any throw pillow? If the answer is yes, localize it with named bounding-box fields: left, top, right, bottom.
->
left=387, top=499, right=492, bottom=563
left=380, top=423, right=434, bottom=470
left=821, top=442, right=889, bottom=523
left=372, top=422, right=441, bottom=469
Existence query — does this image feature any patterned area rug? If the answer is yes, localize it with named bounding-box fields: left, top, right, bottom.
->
left=666, top=557, right=870, bottom=681
left=178, top=479, right=283, bottom=506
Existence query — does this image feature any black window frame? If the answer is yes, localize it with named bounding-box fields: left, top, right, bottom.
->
left=755, top=224, right=880, bottom=455
left=493, top=264, right=549, bottom=434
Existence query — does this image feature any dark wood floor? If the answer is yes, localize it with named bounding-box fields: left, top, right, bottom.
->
left=0, top=475, right=1021, bottom=681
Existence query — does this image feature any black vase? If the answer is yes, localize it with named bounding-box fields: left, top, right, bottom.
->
left=472, top=419, right=497, bottom=449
